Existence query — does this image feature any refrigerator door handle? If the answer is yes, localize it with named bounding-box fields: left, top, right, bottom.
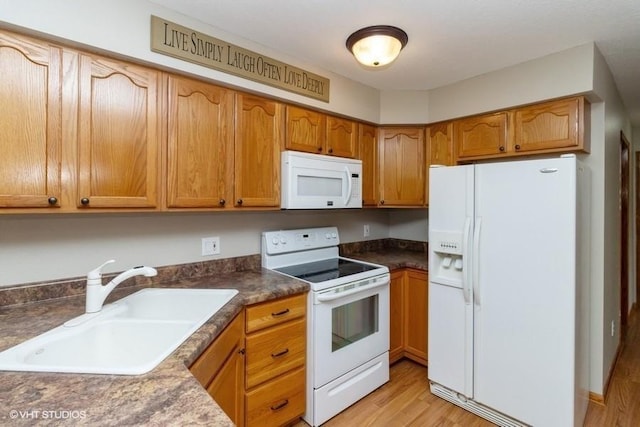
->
left=462, top=217, right=472, bottom=304
left=473, top=217, right=482, bottom=306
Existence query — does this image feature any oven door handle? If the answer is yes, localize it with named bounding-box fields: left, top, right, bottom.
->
left=316, top=279, right=388, bottom=303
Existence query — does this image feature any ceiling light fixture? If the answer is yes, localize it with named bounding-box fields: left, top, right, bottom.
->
left=346, top=25, right=408, bottom=68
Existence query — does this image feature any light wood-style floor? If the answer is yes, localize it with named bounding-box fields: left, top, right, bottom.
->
left=295, top=312, right=640, bottom=426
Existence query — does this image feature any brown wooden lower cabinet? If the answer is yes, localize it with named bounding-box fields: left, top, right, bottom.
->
left=245, top=366, right=306, bottom=426
left=190, top=311, right=245, bottom=426
left=244, top=293, right=307, bottom=426
left=189, top=292, right=307, bottom=427
left=389, top=268, right=428, bottom=366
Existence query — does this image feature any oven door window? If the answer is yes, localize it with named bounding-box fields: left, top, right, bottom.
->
left=332, top=294, right=379, bottom=352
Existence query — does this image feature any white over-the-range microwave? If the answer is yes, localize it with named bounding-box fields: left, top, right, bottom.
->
left=281, top=150, right=362, bottom=209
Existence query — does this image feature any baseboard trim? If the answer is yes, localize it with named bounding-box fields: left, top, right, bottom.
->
left=588, top=391, right=605, bottom=406
left=591, top=335, right=624, bottom=406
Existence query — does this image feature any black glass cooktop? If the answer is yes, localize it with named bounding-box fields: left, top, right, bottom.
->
left=275, top=258, right=378, bottom=283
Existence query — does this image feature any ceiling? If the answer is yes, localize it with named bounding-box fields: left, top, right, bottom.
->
left=151, top=0, right=640, bottom=126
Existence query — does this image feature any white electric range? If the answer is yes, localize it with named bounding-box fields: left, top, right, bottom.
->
left=262, top=226, right=390, bottom=426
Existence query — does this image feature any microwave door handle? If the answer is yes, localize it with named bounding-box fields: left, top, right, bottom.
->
left=344, top=166, right=353, bottom=204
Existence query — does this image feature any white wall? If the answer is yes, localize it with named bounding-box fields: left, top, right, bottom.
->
left=389, top=209, right=429, bottom=241
left=427, top=43, right=595, bottom=121
left=0, top=0, right=380, bottom=123
left=380, top=90, right=430, bottom=124
left=0, top=210, right=391, bottom=287
left=592, top=46, right=634, bottom=393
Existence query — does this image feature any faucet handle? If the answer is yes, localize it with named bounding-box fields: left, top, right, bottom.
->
left=87, top=259, right=116, bottom=285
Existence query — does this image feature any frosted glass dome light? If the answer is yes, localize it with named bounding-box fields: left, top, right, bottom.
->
left=346, top=26, right=408, bottom=68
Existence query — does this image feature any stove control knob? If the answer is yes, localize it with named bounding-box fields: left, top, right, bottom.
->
left=280, top=237, right=287, bottom=245
left=325, top=233, right=331, bottom=239
left=272, top=237, right=279, bottom=245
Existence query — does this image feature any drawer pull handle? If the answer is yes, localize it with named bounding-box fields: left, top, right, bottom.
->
left=271, top=308, right=290, bottom=317
left=270, top=399, right=289, bottom=411
left=271, top=348, right=289, bottom=358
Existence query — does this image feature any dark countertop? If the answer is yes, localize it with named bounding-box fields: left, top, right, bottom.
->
left=347, top=249, right=428, bottom=272
left=0, top=248, right=425, bottom=426
left=0, top=270, right=308, bottom=426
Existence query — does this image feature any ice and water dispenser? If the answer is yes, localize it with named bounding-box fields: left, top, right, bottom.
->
left=430, top=230, right=465, bottom=288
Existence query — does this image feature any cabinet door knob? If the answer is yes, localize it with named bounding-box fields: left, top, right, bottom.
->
left=328, top=148, right=333, bottom=154
left=499, top=146, right=505, bottom=152
left=80, top=197, right=90, bottom=205
left=380, top=200, right=385, bottom=205
left=47, top=197, right=58, bottom=205
left=219, top=199, right=226, bottom=206
left=270, top=399, right=289, bottom=411
left=236, top=198, right=243, bottom=205
left=317, top=147, right=323, bottom=152
left=515, top=144, right=521, bottom=150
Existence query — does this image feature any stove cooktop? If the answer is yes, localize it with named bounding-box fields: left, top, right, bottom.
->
left=274, top=258, right=378, bottom=283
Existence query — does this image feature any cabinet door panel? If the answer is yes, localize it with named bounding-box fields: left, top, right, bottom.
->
left=378, top=127, right=425, bottom=206
left=389, top=270, right=405, bottom=364
left=513, top=97, right=581, bottom=153
left=245, top=318, right=305, bottom=389
left=245, top=366, right=305, bottom=427
left=326, top=116, right=357, bottom=158
left=166, top=75, right=233, bottom=208
left=0, top=31, right=61, bottom=208
left=427, top=122, right=454, bottom=167
left=78, top=54, right=160, bottom=208
left=404, top=269, right=428, bottom=365
left=426, top=122, right=454, bottom=206
left=234, top=94, right=283, bottom=208
left=358, top=124, right=377, bottom=206
left=455, top=112, right=508, bottom=159
left=285, top=105, right=325, bottom=154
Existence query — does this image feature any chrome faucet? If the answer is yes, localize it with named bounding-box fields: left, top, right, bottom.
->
left=85, top=260, right=158, bottom=313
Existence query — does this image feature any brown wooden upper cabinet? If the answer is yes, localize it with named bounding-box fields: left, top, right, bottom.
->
left=511, top=96, right=588, bottom=154
left=285, top=105, right=326, bottom=154
left=285, top=105, right=357, bottom=158
left=358, top=123, right=378, bottom=207
left=455, top=112, right=509, bottom=159
left=378, top=127, right=426, bottom=207
left=455, top=96, right=589, bottom=161
left=234, top=93, right=284, bottom=208
left=77, top=53, right=161, bottom=209
left=326, top=116, right=357, bottom=158
left=165, top=74, right=234, bottom=209
left=427, top=122, right=455, bottom=167
left=0, top=31, right=62, bottom=209
left=426, top=122, right=455, bottom=206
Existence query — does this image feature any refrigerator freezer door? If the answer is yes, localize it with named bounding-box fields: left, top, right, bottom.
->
left=473, top=156, right=577, bottom=426
left=428, top=165, right=474, bottom=398
left=428, top=282, right=474, bottom=396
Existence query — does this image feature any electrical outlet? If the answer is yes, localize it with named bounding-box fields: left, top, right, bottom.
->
left=363, top=224, right=370, bottom=237
left=201, top=236, right=221, bottom=256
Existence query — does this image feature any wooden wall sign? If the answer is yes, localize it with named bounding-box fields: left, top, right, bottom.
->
left=150, top=16, right=330, bottom=102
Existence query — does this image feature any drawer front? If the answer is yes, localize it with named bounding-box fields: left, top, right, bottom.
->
left=246, top=318, right=305, bottom=388
left=246, top=366, right=305, bottom=427
left=190, top=311, right=244, bottom=388
left=246, top=293, right=306, bottom=333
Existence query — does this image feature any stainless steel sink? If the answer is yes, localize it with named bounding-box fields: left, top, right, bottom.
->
left=0, top=288, right=238, bottom=375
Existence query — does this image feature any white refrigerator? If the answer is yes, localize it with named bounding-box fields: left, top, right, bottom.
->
left=428, top=154, right=590, bottom=427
